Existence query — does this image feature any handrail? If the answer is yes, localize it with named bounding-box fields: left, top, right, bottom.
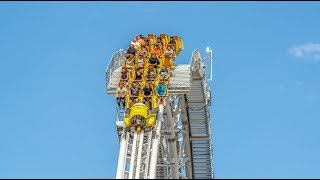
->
left=106, top=49, right=125, bottom=91
left=190, top=48, right=205, bottom=78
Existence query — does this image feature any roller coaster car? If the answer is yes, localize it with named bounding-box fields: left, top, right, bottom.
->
left=124, top=103, right=157, bottom=133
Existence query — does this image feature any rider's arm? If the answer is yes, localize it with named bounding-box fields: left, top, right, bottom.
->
left=122, top=89, right=127, bottom=97
left=150, top=89, right=153, bottom=97
left=115, top=90, right=119, bottom=98
left=156, top=87, right=160, bottom=96
left=129, top=88, right=132, bottom=97
left=166, top=72, right=170, bottom=80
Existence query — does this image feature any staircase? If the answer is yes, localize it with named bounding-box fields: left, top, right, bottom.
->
left=186, top=77, right=213, bottom=179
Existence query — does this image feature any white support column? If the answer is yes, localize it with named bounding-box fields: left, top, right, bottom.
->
left=149, top=104, right=164, bottom=179
left=116, top=133, right=128, bottom=179
left=160, top=137, right=169, bottom=177
left=178, top=135, right=186, bottom=165
left=180, top=96, right=193, bottom=179
left=164, top=101, right=179, bottom=179
left=135, top=130, right=144, bottom=179
left=129, top=133, right=138, bottom=179
left=173, top=96, right=182, bottom=124
left=162, top=135, right=169, bottom=162
left=179, top=172, right=188, bottom=179
left=144, top=131, right=153, bottom=179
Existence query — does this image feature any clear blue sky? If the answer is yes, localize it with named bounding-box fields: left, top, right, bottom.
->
left=1, top=2, right=320, bottom=178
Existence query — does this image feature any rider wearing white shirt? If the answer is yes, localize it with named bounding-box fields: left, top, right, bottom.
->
left=131, top=37, right=140, bottom=49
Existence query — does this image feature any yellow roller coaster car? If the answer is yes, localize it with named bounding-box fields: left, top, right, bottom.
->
left=124, top=103, right=157, bottom=133
left=118, top=33, right=183, bottom=133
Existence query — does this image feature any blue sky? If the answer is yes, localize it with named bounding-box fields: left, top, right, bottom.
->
left=1, top=1, right=320, bottom=178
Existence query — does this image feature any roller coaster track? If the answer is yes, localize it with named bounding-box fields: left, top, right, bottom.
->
left=106, top=36, right=214, bottom=179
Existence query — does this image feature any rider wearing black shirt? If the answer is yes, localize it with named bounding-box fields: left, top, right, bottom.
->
left=143, top=83, right=153, bottom=108
left=149, top=53, right=160, bottom=69
left=120, top=67, right=128, bottom=82
left=135, top=71, right=142, bottom=80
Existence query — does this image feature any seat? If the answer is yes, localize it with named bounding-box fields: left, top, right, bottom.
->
left=172, top=37, right=180, bottom=53
left=179, top=37, right=184, bottom=50
left=148, top=34, right=157, bottom=45
left=125, top=93, right=130, bottom=109
left=160, top=34, right=169, bottom=44
left=151, top=94, right=158, bottom=109
left=173, top=36, right=184, bottom=53
left=163, top=54, right=173, bottom=69
left=160, top=34, right=169, bottom=51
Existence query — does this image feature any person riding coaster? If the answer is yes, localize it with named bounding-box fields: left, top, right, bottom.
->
left=115, top=82, right=127, bottom=108
left=143, top=82, right=153, bottom=108
left=156, top=80, right=167, bottom=107
left=119, top=67, right=129, bottom=84
left=129, top=81, right=140, bottom=106
left=148, top=53, right=160, bottom=73
left=159, top=65, right=170, bottom=85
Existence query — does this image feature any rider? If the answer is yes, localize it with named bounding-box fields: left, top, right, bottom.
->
left=115, top=82, right=127, bottom=108
left=143, top=82, right=153, bottom=108
left=129, top=81, right=140, bottom=104
left=146, top=69, right=156, bottom=85
left=156, top=80, right=167, bottom=107
left=119, top=67, right=129, bottom=83
left=125, top=44, right=136, bottom=59
left=159, top=65, right=170, bottom=85
left=149, top=53, right=160, bottom=72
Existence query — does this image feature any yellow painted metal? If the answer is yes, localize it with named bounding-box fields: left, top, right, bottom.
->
left=163, top=54, right=173, bottom=69
left=124, top=103, right=156, bottom=130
